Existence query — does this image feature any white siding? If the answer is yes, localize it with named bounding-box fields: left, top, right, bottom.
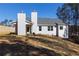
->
left=35, top=25, right=68, bottom=38
left=58, top=25, right=68, bottom=38
left=16, top=12, right=68, bottom=38
left=36, top=26, right=56, bottom=35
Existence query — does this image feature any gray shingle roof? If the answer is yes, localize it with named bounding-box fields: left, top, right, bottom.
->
left=37, top=18, right=66, bottom=26
left=14, top=17, right=66, bottom=26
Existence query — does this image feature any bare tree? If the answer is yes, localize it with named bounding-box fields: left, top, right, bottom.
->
left=57, top=3, right=79, bottom=37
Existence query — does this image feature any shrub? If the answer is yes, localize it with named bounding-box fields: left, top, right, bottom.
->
left=70, top=35, right=79, bottom=44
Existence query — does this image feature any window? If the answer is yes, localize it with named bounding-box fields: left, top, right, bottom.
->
left=39, top=26, right=42, bottom=31
left=48, top=26, right=53, bottom=31
left=60, top=26, right=63, bottom=30
left=48, top=26, right=50, bottom=31
left=51, top=26, right=53, bottom=31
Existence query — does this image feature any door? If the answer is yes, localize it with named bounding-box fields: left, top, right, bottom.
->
left=26, top=25, right=30, bottom=34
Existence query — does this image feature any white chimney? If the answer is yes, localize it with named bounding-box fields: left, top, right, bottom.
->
left=31, top=11, right=38, bottom=34
left=17, top=12, right=26, bottom=35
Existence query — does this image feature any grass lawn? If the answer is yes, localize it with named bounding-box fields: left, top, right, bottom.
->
left=0, top=34, right=79, bottom=56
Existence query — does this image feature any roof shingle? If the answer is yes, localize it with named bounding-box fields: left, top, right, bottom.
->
left=37, top=18, right=66, bottom=26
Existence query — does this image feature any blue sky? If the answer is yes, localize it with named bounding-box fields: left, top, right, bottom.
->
left=0, top=3, right=63, bottom=21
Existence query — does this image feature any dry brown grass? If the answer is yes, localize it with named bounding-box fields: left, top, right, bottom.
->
left=28, top=34, right=79, bottom=55
left=0, top=34, right=79, bottom=55
left=0, top=25, right=15, bottom=36
left=36, top=34, right=62, bottom=39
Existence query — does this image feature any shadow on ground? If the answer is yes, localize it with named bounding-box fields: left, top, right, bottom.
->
left=0, top=42, right=61, bottom=56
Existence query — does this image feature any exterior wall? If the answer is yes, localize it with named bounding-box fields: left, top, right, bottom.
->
left=31, top=12, right=38, bottom=34
left=16, top=11, right=68, bottom=38
left=36, top=25, right=56, bottom=35
left=34, top=25, right=68, bottom=38
left=58, top=25, right=68, bottom=38
left=17, top=13, right=26, bottom=35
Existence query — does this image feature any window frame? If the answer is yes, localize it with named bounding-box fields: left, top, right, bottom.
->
left=48, top=26, right=50, bottom=31
left=39, top=26, right=42, bottom=31
left=60, top=26, right=63, bottom=30
left=51, top=26, right=53, bottom=31
left=48, top=26, right=53, bottom=31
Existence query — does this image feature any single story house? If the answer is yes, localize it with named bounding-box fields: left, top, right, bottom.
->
left=12, top=11, right=69, bottom=38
